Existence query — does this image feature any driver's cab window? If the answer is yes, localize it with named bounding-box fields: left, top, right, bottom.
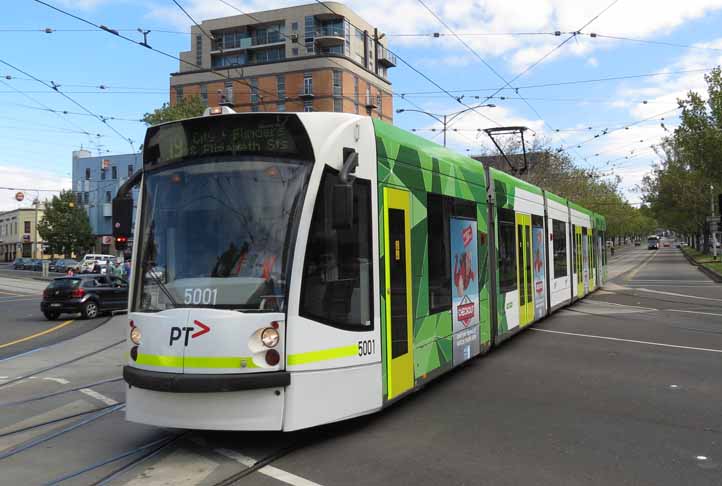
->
left=300, top=168, right=372, bottom=330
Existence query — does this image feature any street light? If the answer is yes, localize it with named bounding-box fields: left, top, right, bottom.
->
left=396, top=104, right=496, bottom=147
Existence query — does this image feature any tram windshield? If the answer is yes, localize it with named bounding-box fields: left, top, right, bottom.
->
left=134, top=158, right=311, bottom=312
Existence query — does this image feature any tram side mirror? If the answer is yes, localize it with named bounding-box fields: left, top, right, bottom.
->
left=332, top=183, right=354, bottom=230
left=112, top=196, right=134, bottom=239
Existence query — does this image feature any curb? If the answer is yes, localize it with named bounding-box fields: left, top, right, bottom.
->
left=680, top=249, right=700, bottom=267
left=698, top=264, right=722, bottom=283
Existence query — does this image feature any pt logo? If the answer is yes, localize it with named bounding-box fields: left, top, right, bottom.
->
left=169, top=320, right=210, bottom=346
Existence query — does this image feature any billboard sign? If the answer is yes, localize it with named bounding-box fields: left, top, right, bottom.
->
left=450, top=217, right=481, bottom=365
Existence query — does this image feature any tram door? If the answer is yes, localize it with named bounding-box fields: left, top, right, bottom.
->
left=515, top=213, right=533, bottom=326
left=384, top=188, right=414, bottom=400
left=575, top=225, right=583, bottom=297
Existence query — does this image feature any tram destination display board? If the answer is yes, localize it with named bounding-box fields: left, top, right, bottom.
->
left=143, top=113, right=314, bottom=168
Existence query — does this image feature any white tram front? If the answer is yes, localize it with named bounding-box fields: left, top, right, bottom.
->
left=123, top=112, right=383, bottom=431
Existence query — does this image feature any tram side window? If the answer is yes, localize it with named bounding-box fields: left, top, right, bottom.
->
left=300, top=169, right=373, bottom=330
left=552, top=219, right=567, bottom=278
left=427, top=194, right=477, bottom=314
left=498, top=208, right=517, bottom=293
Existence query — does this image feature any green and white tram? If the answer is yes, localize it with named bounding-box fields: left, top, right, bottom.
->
left=121, top=110, right=607, bottom=431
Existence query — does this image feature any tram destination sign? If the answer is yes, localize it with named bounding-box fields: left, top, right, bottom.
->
left=143, top=113, right=314, bottom=167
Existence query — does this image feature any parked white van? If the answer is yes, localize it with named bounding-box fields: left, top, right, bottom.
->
left=80, top=254, right=116, bottom=273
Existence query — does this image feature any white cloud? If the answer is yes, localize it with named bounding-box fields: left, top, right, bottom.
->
left=0, top=167, right=71, bottom=212
left=586, top=56, right=598, bottom=67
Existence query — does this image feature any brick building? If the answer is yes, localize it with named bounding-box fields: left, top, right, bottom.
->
left=171, top=2, right=395, bottom=121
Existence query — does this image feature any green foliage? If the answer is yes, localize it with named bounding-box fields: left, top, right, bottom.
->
left=641, top=66, right=722, bottom=238
left=142, top=95, right=206, bottom=126
left=37, top=190, right=95, bottom=257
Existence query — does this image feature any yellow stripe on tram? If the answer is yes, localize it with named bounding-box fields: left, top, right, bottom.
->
left=135, top=354, right=259, bottom=369
left=287, top=344, right=358, bottom=366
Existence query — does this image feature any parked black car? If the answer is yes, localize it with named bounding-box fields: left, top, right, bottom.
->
left=54, top=259, right=79, bottom=273
left=41, top=275, right=129, bottom=320
left=13, top=258, right=29, bottom=270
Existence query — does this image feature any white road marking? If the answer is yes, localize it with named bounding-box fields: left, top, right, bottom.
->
left=697, top=456, right=708, bottom=461
left=589, top=301, right=658, bottom=311
left=628, top=284, right=719, bottom=287
left=124, top=448, right=219, bottom=486
left=634, top=288, right=722, bottom=302
left=666, top=309, right=722, bottom=318
left=216, top=448, right=324, bottom=486
left=79, top=388, right=118, bottom=406
left=42, top=377, right=70, bottom=385
left=530, top=328, right=722, bottom=353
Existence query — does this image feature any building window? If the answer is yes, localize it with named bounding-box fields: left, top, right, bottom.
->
left=497, top=208, right=517, bottom=293
left=84, top=192, right=89, bottom=204
left=377, top=94, right=382, bottom=116
left=353, top=76, right=359, bottom=113
left=175, top=86, right=183, bottom=101
left=224, top=80, right=233, bottom=104
left=276, top=74, right=285, bottom=101
left=200, top=84, right=208, bottom=106
left=304, top=99, right=313, bottom=112
left=24, top=221, right=31, bottom=234
left=195, top=34, right=203, bottom=66
left=427, top=194, right=476, bottom=314
left=105, top=191, right=112, bottom=203
left=128, top=165, right=133, bottom=177
left=250, top=78, right=258, bottom=111
left=553, top=219, right=568, bottom=278
left=333, top=98, right=342, bottom=112
left=277, top=102, right=286, bottom=112
left=292, top=47, right=299, bottom=56
left=76, top=192, right=83, bottom=205
left=304, top=15, right=315, bottom=54
left=291, top=22, right=298, bottom=30
left=101, top=167, right=106, bottom=180
left=303, top=72, right=312, bottom=95
left=300, top=168, right=373, bottom=329
left=85, top=168, right=91, bottom=180
left=332, top=70, right=342, bottom=96
left=111, top=166, right=117, bottom=180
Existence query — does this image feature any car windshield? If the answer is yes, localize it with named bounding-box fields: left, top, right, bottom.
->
left=48, top=279, right=80, bottom=289
left=134, top=158, right=311, bottom=312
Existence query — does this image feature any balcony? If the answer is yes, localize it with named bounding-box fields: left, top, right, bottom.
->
left=377, top=47, right=397, bottom=67
left=298, top=90, right=314, bottom=99
left=314, top=26, right=345, bottom=47
left=211, top=30, right=285, bottom=53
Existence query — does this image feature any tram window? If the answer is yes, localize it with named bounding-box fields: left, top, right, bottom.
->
left=497, top=208, right=517, bottom=293
left=300, top=169, right=373, bottom=330
left=552, top=219, right=567, bottom=278
left=427, top=194, right=477, bottom=314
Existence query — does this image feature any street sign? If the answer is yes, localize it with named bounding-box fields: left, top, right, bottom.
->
left=15, top=192, right=24, bottom=202
left=707, top=216, right=721, bottom=223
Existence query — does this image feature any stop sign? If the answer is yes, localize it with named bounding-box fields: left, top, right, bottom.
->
left=15, top=192, right=24, bottom=202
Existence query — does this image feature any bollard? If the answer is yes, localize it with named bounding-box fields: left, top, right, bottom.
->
left=42, top=260, right=49, bottom=278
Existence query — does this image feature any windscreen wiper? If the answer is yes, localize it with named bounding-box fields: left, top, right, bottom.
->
left=145, top=268, right=180, bottom=309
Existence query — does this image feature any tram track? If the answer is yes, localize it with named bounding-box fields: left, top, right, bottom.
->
left=0, top=376, right=123, bottom=408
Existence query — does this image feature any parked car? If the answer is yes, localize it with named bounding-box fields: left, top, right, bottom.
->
left=79, top=254, right=115, bottom=273
left=54, top=259, right=80, bottom=273
left=13, top=257, right=30, bottom=270
left=40, top=275, right=129, bottom=320
left=27, top=259, right=43, bottom=271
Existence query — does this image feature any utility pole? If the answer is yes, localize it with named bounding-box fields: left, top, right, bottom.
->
left=710, top=184, right=718, bottom=259
left=443, top=115, right=447, bottom=147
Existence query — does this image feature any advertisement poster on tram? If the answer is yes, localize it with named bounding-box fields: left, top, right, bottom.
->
left=531, top=226, right=546, bottom=319
left=450, top=218, right=481, bottom=365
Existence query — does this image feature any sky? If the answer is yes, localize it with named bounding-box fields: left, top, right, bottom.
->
left=2, top=0, right=722, bottom=211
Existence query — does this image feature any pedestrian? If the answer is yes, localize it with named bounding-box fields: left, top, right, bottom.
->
left=66, top=267, right=74, bottom=277
left=123, top=259, right=131, bottom=281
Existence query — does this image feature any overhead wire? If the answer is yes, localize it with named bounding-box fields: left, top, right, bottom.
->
left=0, top=58, right=136, bottom=151
left=311, top=0, right=502, bottom=127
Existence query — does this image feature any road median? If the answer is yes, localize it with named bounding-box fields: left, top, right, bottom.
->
left=680, top=247, right=722, bottom=282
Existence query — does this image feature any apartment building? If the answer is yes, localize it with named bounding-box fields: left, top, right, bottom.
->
left=171, top=2, right=395, bottom=121
left=0, top=207, right=45, bottom=261
left=72, top=150, right=139, bottom=255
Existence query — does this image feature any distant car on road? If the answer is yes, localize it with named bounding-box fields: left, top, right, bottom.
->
left=41, top=274, right=129, bottom=320
left=634, top=240, right=641, bottom=246
left=79, top=254, right=116, bottom=273
left=54, top=259, right=80, bottom=273
left=13, top=257, right=30, bottom=270
left=648, top=235, right=660, bottom=250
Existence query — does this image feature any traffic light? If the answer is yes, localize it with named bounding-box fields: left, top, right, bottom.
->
left=115, top=236, right=128, bottom=251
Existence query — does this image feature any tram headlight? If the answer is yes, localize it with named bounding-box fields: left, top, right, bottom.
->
left=261, top=328, right=279, bottom=348
left=130, top=327, right=142, bottom=345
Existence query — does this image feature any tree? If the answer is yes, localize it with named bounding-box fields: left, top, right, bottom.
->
left=38, top=191, right=95, bottom=258
left=143, top=95, right=206, bottom=126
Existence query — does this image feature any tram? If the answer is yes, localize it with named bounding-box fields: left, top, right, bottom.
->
left=118, top=110, right=607, bottom=431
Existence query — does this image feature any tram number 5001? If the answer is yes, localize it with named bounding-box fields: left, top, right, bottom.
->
left=184, top=288, right=218, bottom=305
left=358, top=339, right=375, bottom=357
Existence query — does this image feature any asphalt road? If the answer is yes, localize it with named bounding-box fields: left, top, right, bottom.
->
left=0, top=244, right=720, bottom=485
left=0, top=268, right=111, bottom=361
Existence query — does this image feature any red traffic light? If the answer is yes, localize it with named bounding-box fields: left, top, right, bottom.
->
left=116, top=236, right=128, bottom=243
